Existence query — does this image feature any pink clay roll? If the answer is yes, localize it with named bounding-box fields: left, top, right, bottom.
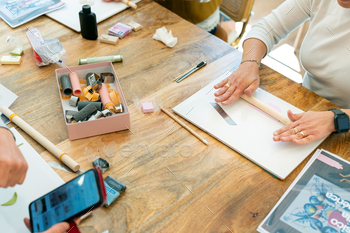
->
left=98, top=83, right=113, bottom=108
left=69, top=72, right=82, bottom=96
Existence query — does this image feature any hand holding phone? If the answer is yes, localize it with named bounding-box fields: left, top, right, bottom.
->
left=28, top=168, right=106, bottom=233
left=24, top=218, right=70, bottom=233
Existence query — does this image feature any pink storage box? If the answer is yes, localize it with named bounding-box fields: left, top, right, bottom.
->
left=55, top=62, right=130, bottom=140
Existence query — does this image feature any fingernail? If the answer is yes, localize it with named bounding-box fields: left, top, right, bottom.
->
left=273, top=131, right=277, bottom=135
left=222, top=101, right=226, bottom=104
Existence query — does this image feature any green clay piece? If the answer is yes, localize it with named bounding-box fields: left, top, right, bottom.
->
left=17, top=143, right=23, bottom=147
left=10, top=47, right=23, bottom=56
left=1, top=192, right=17, bottom=206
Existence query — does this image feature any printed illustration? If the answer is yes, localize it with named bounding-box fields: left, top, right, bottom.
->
left=281, top=174, right=350, bottom=233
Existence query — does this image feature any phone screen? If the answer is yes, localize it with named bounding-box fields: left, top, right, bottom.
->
left=29, top=170, right=101, bottom=232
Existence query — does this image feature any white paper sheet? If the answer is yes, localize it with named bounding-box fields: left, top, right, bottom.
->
left=0, top=128, right=64, bottom=233
left=0, top=83, right=17, bottom=109
left=173, top=72, right=327, bottom=180
left=46, top=0, right=142, bottom=32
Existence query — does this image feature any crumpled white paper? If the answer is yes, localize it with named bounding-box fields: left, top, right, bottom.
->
left=152, top=27, right=178, bottom=48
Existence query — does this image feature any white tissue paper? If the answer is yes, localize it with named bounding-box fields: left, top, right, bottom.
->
left=152, top=27, right=178, bottom=48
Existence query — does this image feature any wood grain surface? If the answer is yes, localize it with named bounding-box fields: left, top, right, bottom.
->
left=0, top=0, right=349, bottom=232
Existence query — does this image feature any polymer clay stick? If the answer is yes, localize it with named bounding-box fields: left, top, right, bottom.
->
left=142, top=102, right=154, bottom=113
left=69, top=96, right=80, bottom=107
left=98, top=83, right=114, bottom=112
left=100, top=34, right=119, bottom=45
left=127, top=21, right=142, bottom=31
left=69, top=72, right=82, bottom=96
left=73, top=103, right=98, bottom=122
left=92, top=158, right=109, bottom=173
left=78, top=101, right=103, bottom=111
left=1, top=56, right=21, bottom=65
left=104, top=176, right=127, bottom=207
left=60, top=75, right=73, bottom=95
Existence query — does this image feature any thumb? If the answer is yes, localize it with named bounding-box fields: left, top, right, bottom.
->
left=243, top=79, right=259, bottom=96
left=24, top=218, right=31, bottom=231
left=287, top=110, right=303, bottom=122
left=44, top=222, right=70, bottom=233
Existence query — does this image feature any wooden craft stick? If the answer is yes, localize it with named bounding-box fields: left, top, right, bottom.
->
left=161, top=107, right=208, bottom=146
left=0, top=106, right=80, bottom=172
left=240, top=94, right=292, bottom=125
left=121, top=0, right=137, bottom=9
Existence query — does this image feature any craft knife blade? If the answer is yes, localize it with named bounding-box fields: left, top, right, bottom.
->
left=210, top=103, right=237, bottom=125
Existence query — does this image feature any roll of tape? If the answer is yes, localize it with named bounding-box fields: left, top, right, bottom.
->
left=78, top=101, right=103, bottom=111
left=60, top=75, right=73, bottom=95
left=69, top=96, right=80, bottom=107
left=73, top=103, right=98, bottom=122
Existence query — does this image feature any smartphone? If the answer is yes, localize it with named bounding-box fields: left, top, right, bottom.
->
left=29, top=169, right=105, bottom=232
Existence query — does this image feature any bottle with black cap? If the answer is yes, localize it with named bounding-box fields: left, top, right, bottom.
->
left=79, top=5, right=98, bottom=40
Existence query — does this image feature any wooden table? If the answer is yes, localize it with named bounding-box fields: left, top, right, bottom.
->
left=1, top=0, right=349, bottom=232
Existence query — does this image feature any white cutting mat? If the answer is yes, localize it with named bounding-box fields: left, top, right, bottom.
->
left=46, top=0, right=142, bottom=32
left=173, top=72, right=326, bottom=180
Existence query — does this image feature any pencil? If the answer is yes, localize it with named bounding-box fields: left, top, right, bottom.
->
left=161, top=107, right=209, bottom=146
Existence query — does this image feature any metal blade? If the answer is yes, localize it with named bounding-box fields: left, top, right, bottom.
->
left=48, top=161, right=85, bottom=175
left=210, top=103, right=237, bottom=125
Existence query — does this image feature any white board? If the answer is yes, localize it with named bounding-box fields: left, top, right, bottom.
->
left=0, top=128, right=64, bottom=233
left=46, top=0, right=142, bottom=32
left=173, top=72, right=326, bottom=180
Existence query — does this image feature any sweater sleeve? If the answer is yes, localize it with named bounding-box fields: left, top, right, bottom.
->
left=245, top=0, right=313, bottom=54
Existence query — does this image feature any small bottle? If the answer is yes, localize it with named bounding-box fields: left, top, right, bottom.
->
left=79, top=5, right=98, bottom=40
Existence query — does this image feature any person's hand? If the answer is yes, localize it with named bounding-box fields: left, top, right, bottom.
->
left=0, top=128, right=28, bottom=188
left=24, top=218, right=70, bottom=233
left=273, top=110, right=335, bottom=144
left=214, top=62, right=260, bottom=105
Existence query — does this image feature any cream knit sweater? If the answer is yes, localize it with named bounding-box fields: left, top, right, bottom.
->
left=245, top=0, right=350, bottom=108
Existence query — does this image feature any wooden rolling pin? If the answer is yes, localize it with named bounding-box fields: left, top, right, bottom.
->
left=240, top=94, right=292, bottom=125
left=121, top=0, right=137, bottom=9
left=0, top=106, right=80, bottom=172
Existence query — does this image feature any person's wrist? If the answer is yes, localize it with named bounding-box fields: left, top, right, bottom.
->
left=327, top=111, right=336, bottom=132
left=239, top=60, right=260, bottom=72
left=0, top=127, right=15, bottom=141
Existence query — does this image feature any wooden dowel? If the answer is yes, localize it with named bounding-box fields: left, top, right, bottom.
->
left=121, top=0, right=137, bottom=9
left=240, top=94, right=292, bottom=125
left=0, top=106, right=80, bottom=172
left=161, top=107, right=208, bottom=145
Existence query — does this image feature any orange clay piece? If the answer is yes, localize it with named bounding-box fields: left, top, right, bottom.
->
left=91, top=92, right=100, bottom=102
left=109, top=89, right=121, bottom=105
left=79, top=79, right=87, bottom=85
left=105, top=84, right=111, bottom=89
left=83, top=86, right=94, bottom=101
left=62, top=94, right=72, bottom=100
